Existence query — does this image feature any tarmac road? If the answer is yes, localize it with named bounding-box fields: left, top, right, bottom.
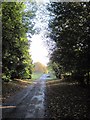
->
left=2, top=74, right=49, bottom=119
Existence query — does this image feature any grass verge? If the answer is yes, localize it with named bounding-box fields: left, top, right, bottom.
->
left=31, top=72, right=43, bottom=80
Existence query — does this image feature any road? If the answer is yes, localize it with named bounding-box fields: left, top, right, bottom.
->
left=2, top=74, right=49, bottom=119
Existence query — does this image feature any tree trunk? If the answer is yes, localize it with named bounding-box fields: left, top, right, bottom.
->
left=86, top=71, right=89, bottom=86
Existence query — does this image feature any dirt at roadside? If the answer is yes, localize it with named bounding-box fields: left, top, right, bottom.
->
left=2, top=79, right=33, bottom=103
left=44, top=79, right=90, bottom=119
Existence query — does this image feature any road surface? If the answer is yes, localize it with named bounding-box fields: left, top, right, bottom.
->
left=2, top=74, right=49, bottom=119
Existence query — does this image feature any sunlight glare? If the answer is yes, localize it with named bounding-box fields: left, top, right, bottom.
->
left=35, top=0, right=50, bottom=4
left=30, top=34, right=49, bottom=66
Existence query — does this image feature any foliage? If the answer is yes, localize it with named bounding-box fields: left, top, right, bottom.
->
left=33, top=62, right=47, bottom=73
left=47, top=62, right=61, bottom=78
left=47, top=2, right=90, bottom=85
left=2, top=2, right=36, bottom=81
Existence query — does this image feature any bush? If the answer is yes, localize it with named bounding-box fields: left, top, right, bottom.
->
left=2, top=74, right=10, bottom=82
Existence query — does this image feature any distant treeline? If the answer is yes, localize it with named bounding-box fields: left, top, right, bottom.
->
left=33, top=62, right=47, bottom=73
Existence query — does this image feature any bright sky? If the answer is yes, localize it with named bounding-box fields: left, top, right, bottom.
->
left=30, top=34, right=49, bottom=66
left=28, top=1, right=50, bottom=66
left=35, top=0, right=49, bottom=4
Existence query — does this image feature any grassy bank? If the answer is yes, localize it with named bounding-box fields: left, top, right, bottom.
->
left=31, top=72, right=43, bottom=80
left=46, top=73, right=57, bottom=81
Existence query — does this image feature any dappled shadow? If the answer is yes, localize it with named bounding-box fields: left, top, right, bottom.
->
left=45, top=79, right=90, bottom=119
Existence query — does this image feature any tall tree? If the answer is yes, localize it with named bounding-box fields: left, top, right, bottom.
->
left=2, top=2, right=36, bottom=81
left=47, top=2, right=90, bottom=85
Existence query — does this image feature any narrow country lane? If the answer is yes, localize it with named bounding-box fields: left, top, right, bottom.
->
left=2, top=74, right=47, bottom=119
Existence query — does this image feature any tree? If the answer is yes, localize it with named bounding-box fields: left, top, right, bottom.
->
left=2, top=2, right=36, bottom=81
left=33, top=62, right=47, bottom=73
left=47, top=2, right=90, bottom=85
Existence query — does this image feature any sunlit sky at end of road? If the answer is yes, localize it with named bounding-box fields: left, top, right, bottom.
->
left=35, top=0, right=50, bottom=4
left=29, top=34, right=49, bottom=66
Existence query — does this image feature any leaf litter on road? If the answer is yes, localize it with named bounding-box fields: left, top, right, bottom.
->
left=44, top=79, right=89, bottom=119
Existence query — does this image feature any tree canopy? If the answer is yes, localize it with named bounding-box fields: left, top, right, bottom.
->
left=33, top=62, right=47, bottom=73
left=2, top=2, right=36, bottom=81
left=47, top=2, right=90, bottom=85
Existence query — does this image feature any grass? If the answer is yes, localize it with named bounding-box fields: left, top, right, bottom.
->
left=31, top=72, right=43, bottom=80
left=46, top=73, right=57, bottom=81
